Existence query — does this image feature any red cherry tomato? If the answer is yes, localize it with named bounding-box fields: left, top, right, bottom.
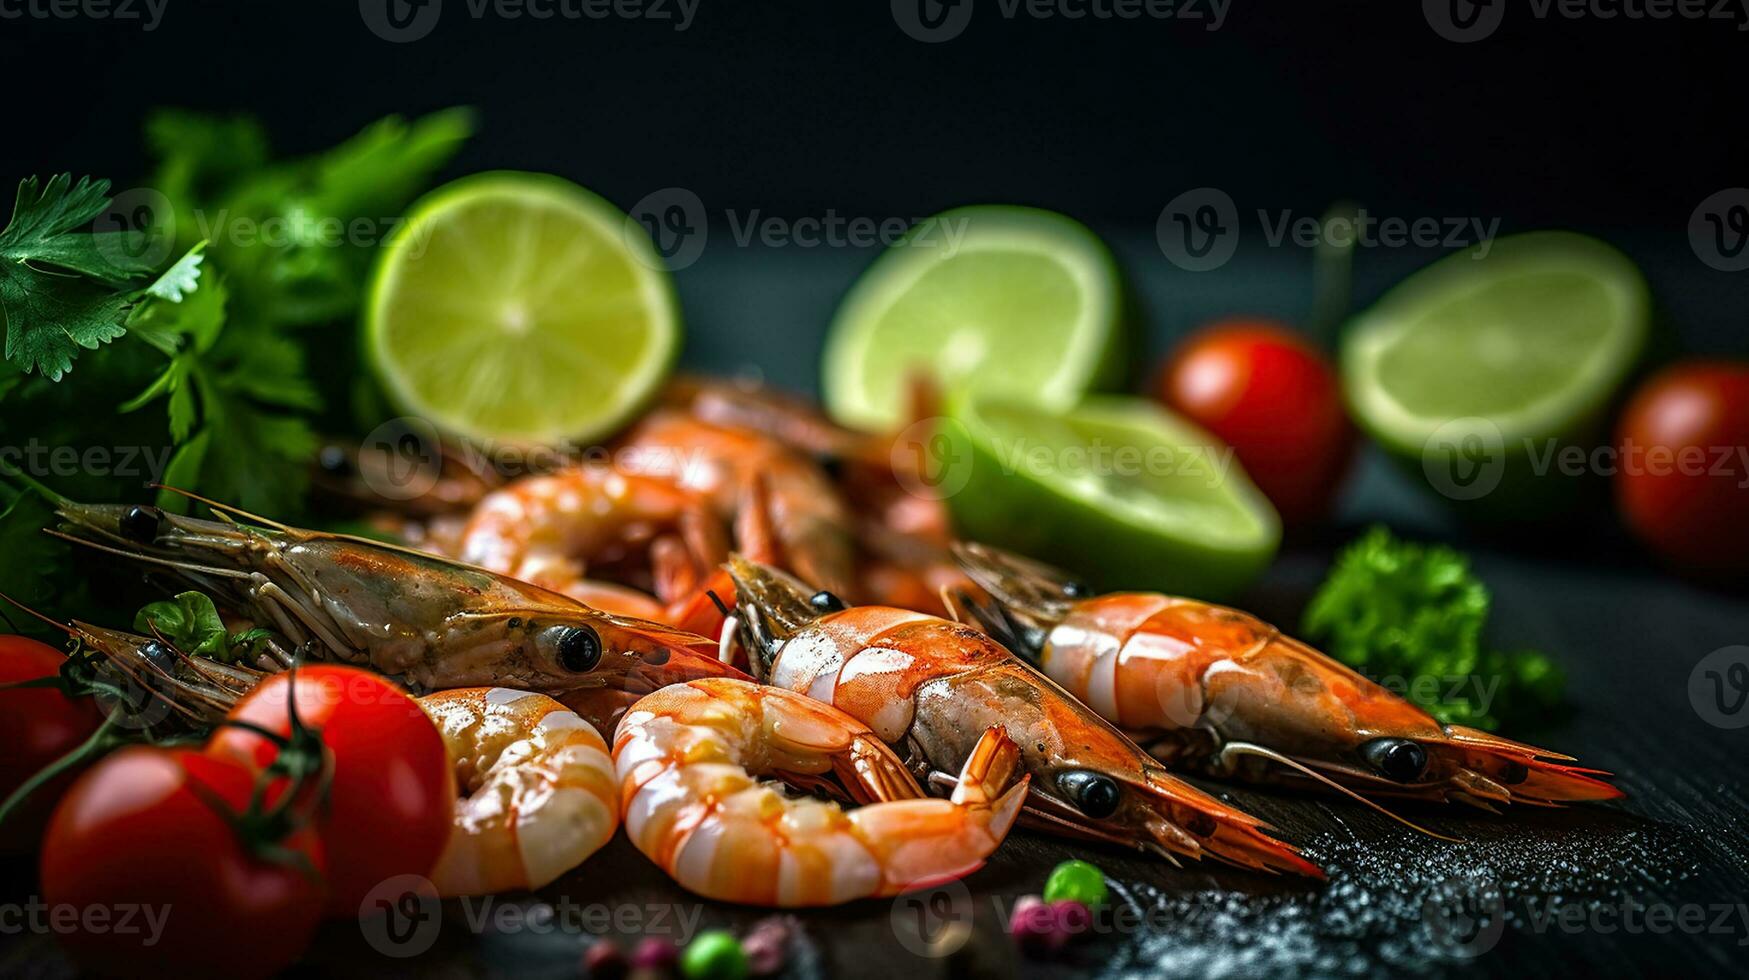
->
left=206, top=666, right=454, bottom=917
left=0, top=634, right=103, bottom=851
left=1613, top=360, right=1749, bottom=573
left=1156, top=318, right=1355, bottom=523
left=41, top=747, right=324, bottom=979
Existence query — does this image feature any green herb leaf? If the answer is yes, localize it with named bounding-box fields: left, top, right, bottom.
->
left=134, top=591, right=229, bottom=659
left=1301, top=526, right=1562, bottom=729
left=0, top=175, right=159, bottom=381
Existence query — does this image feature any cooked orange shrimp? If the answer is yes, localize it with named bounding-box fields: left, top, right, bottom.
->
left=613, top=677, right=1028, bottom=906
left=454, top=464, right=710, bottom=600
left=419, top=687, right=620, bottom=895
left=954, top=542, right=1621, bottom=813
left=728, top=558, right=1321, bottom=877
left=618, top=410, right=857, bottom=597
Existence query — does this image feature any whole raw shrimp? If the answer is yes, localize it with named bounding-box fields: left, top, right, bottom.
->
left=613, top=677, right=1028, bottom=906
left=726, top=557, right=1321, bottom=877
left=419, top=688, right=620, bottom=895
left=953, top=542, right=1621, bottom=813
left=50, top=495, right=736, bottom=729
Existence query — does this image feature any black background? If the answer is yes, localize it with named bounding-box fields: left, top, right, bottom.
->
left=4, top=0, right=1745, bottom=238
left=3, top=4, right=1748, bottom=979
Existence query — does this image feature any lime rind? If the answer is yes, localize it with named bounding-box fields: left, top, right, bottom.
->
left=1342, top=231, right=1649, bottom=451
left=823, top=205, right=1123, bottom=432
left=366, top=171, right=679, bottom=445
left=946, top=394, right=1280, bottom=598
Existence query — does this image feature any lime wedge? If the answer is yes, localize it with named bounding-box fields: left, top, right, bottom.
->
left=942, top=395, right=1280, bottom=600
left=823, top=206, right=1127, bottom=431
left=1343, top=231, right=1649, bottom=456
left=366, top=172, right=679, bottom=444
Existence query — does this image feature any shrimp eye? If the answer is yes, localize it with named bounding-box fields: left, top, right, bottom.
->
left=808, top=590, right=848, bottom=614
left=551, top=626, right=602, bottom=673
left=1059, top=770, right=1122, bottom=819
left=138, top=640, right=174, bottom=671
left=119, top=505, right=163, bottom=543
left=1361, top=737, right=1428, bottom=783
left=1061, top=580, right=1092, bottom=599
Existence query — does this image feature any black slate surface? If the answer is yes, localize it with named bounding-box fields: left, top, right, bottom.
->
left=2, top=238, right=1746, bottom=979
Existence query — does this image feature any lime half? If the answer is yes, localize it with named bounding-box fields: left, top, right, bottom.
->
left=823, top=206, right=1127, bottom=431
left=367, top=172, right=679, bottom=444
left=1342, top=231, right=1649, bottom=456
left=943, top=395, right=1280, bottom=600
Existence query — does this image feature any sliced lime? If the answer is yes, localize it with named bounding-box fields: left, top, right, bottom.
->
left=823, top=206, right=1127, bottom=431
left=1343, top=231, right=1649, bottom=454
left=366, top=172, right=679, bottom=444
left=943, top=395, right=1280, bottom=600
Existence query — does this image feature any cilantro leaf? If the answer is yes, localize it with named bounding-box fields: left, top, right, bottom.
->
left=1301, top=526, right=1563, bottom=729
left=0, top=175, right=165, bottom=380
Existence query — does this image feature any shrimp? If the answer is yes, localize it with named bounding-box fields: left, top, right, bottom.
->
left=726, top=557, right=1322, bottom=877
left=419, top=688, right=619, bottom=895
left=953, top=542, right=1621, bottom=813
left=613, top=677, right=1028, bottom=906
left=617, top=410, right=857, bottom=597
left=48, top=494, right=738, bottom=730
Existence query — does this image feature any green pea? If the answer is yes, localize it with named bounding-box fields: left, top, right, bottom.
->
left=681, top=930, right=749, bottom=980
left=1043, top=859, right=1109, bottom=908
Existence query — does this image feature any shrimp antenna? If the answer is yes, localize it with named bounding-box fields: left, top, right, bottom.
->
left=704, top=590, right=731, bottom=618
left=1216, top=741, right=1460, bottom=843
left=44, top=530, right=253, bottom=579
left=0, top=590, right=76, bottom=637
left=148, top=485, right=292, bottom=532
